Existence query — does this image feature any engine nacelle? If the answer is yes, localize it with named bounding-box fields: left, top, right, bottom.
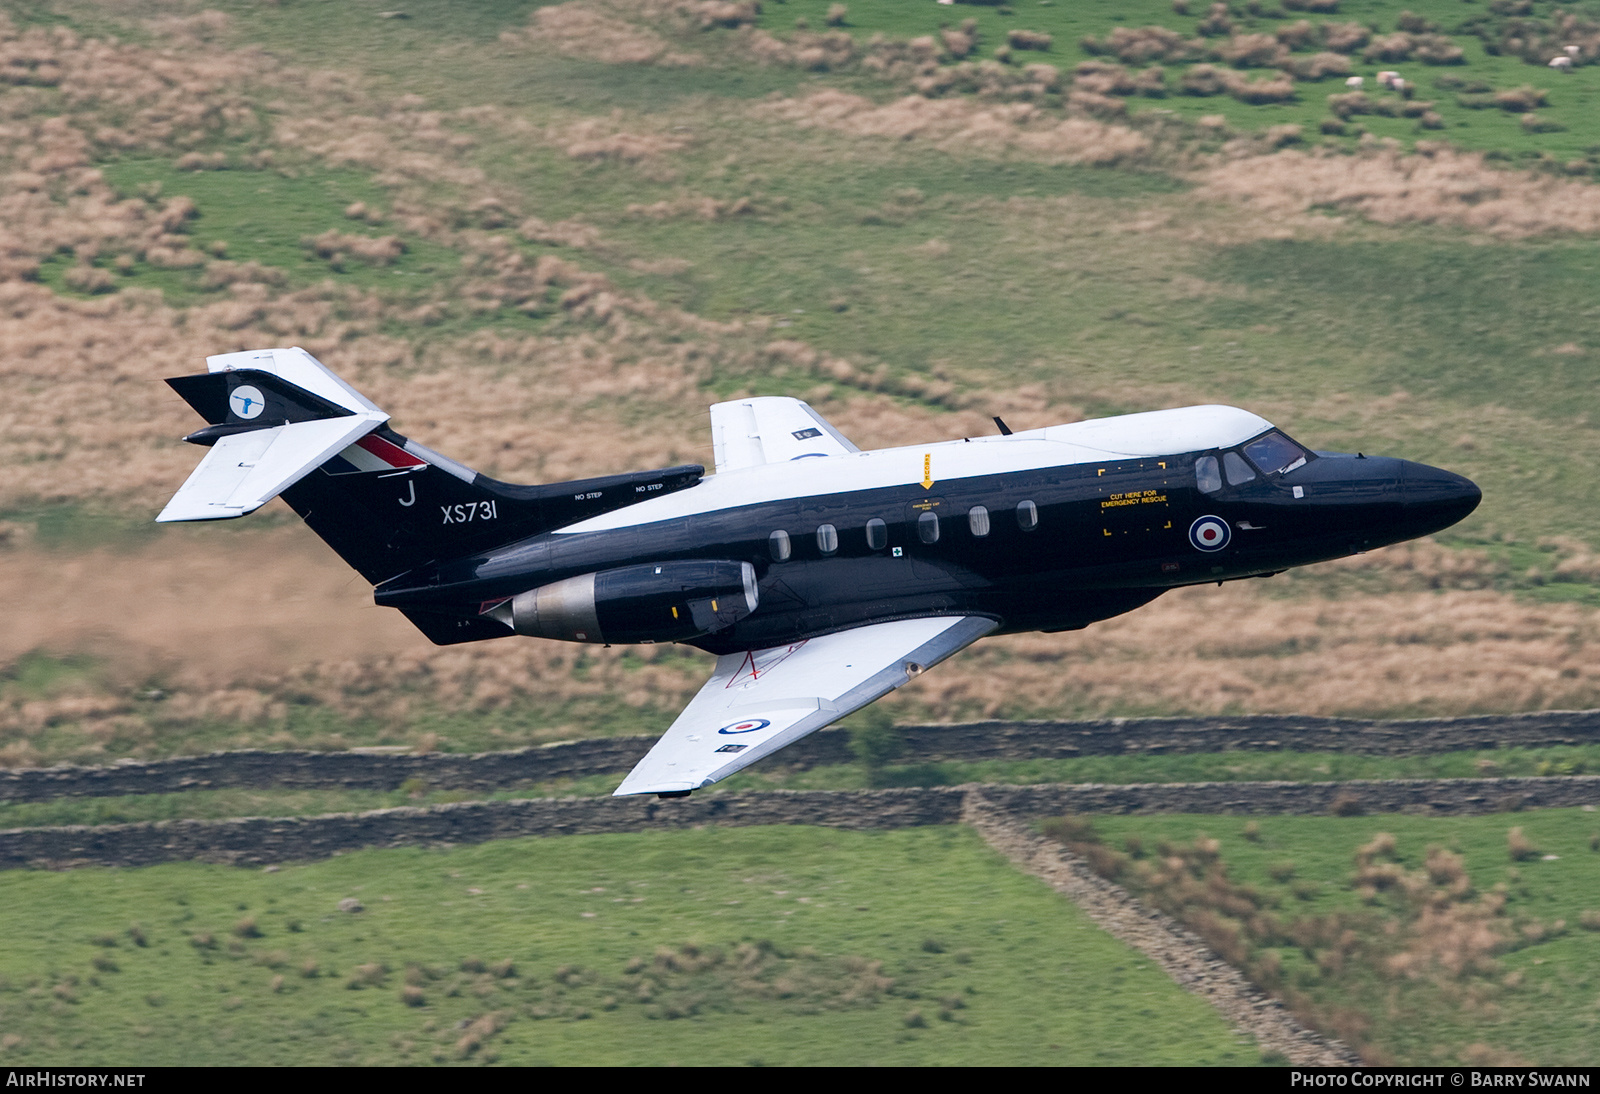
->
left=486, top=560, right=759, bottom=644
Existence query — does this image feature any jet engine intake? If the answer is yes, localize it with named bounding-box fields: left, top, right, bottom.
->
left=488, top=560, right=759, bottom=644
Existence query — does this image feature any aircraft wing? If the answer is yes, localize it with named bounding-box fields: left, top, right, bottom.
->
left=612, top=615, right=997, bottom=796
left=709, top=396, right=860, bottom=473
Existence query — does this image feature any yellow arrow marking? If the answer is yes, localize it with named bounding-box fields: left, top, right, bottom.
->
left=921, top=453, right=934, bottom=490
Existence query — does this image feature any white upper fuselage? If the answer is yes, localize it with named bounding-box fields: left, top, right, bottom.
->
left=559, top=404, right=1274, bottom=533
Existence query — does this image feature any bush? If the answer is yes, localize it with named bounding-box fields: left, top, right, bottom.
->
left=1007, top=29, right=1053, bottom=52
left=849, top=708, right=903, bottom=783
left=1494, top=85, right=1548, bottom=112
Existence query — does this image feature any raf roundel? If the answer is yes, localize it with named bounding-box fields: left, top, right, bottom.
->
left=1189, top=515, right=1231, bottom=553
left=229, top=384, right=266, bottom=420
left=718, top=718, right=771, bottom=735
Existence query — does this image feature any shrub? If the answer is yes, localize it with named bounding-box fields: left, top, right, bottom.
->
left=1494, top=85, right=1548, bottom=112
left=825, top=4, right=847, bottom=27
left=1414, top=35, right=1465, bottom=65
left=1289, top=52, right=1352, bottom=80
left=849, top=709, right=903, bottom=783
left=1276, top=20, right=1317, bottom=51
left=1213, top=33, right=1288, bottom=68
left=1088, top=25, right=1193, bottom=64
left=1322, top=22, right=1370, bottom=53
left=1007, top=29, right=1052, bottom=52
left=1363, top=33, right=1415, bottom=63
left=63, top=265, right=115, bottom=294
left=1197, top=3, right=1233, bottom=37
left=1507, top=827, right=1540, bottom=861
left=1181, top=63, right=1230, bottom=95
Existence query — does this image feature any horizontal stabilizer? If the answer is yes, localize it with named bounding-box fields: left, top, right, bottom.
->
left=157, top=415, right=385, bottom=522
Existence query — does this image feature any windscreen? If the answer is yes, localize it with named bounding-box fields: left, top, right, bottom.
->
left=1243, top=431, right=1309, bottom=476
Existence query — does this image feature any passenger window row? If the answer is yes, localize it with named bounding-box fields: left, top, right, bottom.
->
left=768, top=501, right=1038, bottom=561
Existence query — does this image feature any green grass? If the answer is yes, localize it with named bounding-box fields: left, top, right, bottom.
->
left=759, top=0, right=1600, bottom=158
left=1070, top=809, right=1600, bottom=1064
left=40, top=160, right=460, bottom=304
left=0, top=826, right=1259, bottom=1065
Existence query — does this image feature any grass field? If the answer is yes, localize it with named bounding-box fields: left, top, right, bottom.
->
left=1055, top=810, right=1600, bottom=1064
left=0, top=826, right=1259, bottom=1066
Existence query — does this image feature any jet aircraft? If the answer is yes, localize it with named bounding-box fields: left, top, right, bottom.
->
left=160, top=348, right=1481, bottom=796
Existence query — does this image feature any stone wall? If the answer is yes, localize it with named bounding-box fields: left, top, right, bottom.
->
left=0, top=788, right=966, bottom=869
left=5, top=777, right=1597, bottom=870
left=6, top=710, right=1600, bottom=804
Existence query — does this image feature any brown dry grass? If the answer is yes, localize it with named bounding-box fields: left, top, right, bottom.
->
left=511, top=0, right=704, bottom=67
left=1198, top=145, right=1600, bottom=237
left=758, top=89, right=1150, bottom=166
left=1051, top=819, right=1529, bottom=1065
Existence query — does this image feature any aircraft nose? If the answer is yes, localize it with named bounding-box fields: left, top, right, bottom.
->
left=1401, top=461, right=1481, bottom=533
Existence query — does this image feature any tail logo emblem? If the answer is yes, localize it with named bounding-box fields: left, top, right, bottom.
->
left=229, top=385, right=265, bottom=420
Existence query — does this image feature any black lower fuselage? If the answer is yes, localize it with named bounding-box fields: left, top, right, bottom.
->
left=373, top=445, right=1481, bottom=654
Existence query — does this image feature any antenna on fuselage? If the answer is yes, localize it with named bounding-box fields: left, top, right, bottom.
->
left=992, top=416, right=1013, bottom=436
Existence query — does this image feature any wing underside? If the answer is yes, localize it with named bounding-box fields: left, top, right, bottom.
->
left=612, top=616, right=997, bottom=796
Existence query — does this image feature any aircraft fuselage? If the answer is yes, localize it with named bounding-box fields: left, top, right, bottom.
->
left=373, top=406, right=1481, bottom=653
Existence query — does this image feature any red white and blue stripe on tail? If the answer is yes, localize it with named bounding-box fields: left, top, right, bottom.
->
left=321, top=433, right=429, bottom=476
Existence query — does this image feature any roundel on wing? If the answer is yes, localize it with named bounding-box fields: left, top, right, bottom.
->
left=718, top=718, right=771, bottom=735
left=1188, top=515, right=1231, bottom=553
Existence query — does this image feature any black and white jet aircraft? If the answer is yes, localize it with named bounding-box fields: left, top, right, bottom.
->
left=160, top=348, right=1480, bottom=796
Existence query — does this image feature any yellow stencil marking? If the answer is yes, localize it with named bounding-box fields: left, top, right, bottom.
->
left=921, top=453, right=934, bottom=490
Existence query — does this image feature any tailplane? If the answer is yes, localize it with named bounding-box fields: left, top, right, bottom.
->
left=161, top=348, right=704, bottom=632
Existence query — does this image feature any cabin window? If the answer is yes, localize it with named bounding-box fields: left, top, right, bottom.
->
left=1244, top=431, right=1309, bottom=476
left=817, top=524, right=839, bottom=555
left=769, top=529, right=791, bottom=562
left=1195, top=455, right=1221, bottom=494
left=968, top=505, right=990, bottom=537
left=1016, top=500, right=1038, bottom=532
left=917, top=511, right=940, bottom=544
left=1223, top=451, right=1257, bottom=486
left=866, top=517, right=888, bottom=551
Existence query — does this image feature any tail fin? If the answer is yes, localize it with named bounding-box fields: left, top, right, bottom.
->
left=162, top=347, right=703, bottom=594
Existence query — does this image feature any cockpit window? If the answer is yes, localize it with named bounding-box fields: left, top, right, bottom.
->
left=1223, top=451, right=1256, bottom=486
left=1244, top=431, right=1309, bottom=476
left=1195, top=455, right=1221, bottom=494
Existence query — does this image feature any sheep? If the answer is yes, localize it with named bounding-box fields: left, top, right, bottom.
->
left=1345, top=75, right=1364, bottom=87
left=1549, top=55, right=1573, bottom=70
